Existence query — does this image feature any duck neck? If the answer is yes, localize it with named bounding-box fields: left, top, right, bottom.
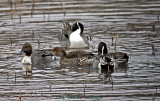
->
left=77, top=22, right=84, bottom=35
left=59, top=49, right=66, bottom=59
left=25, top=51, right=32, bottom=56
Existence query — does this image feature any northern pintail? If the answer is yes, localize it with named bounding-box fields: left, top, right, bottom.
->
left=18, top=42, right=53, bottom=71
left=59, top=22, right=89, bottom=49
left=48, top=47, right=94, bottom=66
left=18, top=42, right=32, bottom=72
left=98, top=42, right=129, bottom=63
left=93, top=42, right=116, bottom=72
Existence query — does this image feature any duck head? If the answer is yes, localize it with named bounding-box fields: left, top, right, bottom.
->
left=98, top=42, right=108, bottom=55
left=72, top=22, right=84, bottom=34
left=51, top=47, right=66, bottom=58
left=18, top=42, right=32, bottom=56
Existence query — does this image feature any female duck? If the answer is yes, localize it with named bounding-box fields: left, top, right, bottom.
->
left=59, top=22, right=89, bottom=49
left=50, top=47, right=94, bottom=66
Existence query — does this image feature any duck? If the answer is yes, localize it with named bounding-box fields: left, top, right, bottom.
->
left=47, top=47, right=95, bottom=66
left=18, top=42, right=32, bottom=72
left=98, top=42, right=129, bottom=64
left=93, top=42, right=116, bottom=72
left=18, top=42, right=53, bottom=71
left=59, top=22, right=89, bottom=49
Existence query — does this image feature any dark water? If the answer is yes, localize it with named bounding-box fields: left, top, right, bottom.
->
left=0, top=0, right=160, bottom=100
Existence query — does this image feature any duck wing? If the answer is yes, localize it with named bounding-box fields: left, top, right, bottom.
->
left=109, top=52, right=129, bottom=60
left=62, top=22, right=72, bottom=36
left=58, top=22, right=72, bottom=42
left=66, top=50, right=93, bottom=58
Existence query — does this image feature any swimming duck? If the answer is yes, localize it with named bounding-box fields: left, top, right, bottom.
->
left=18, top=42, right=32, bottom=72
left=93, top=42, right=116, bottom=73
left=49, top=47, right=94, bottom=66
left=59, top=22, right=89, bottom=49
left=98, top=42, right=129, bottom=63
left=18, top=42, right=53, bottom=71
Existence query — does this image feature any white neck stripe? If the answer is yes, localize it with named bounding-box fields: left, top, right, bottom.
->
left=102, top=46, right=104, bottom=55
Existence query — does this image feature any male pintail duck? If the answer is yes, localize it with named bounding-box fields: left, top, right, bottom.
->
left=59, top=22, right=89, bottom=49
left=93, top=42, right=116, bottom=72
left=48, top=47, right=94, bottom=66
left=18, top=42, right=53, bottom=71
left=18, top=42, right=32, bottom=72
left=98, top=42, right=129, bottom=63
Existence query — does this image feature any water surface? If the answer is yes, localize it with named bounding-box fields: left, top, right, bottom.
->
left=0, top=0, right=160, bottom=100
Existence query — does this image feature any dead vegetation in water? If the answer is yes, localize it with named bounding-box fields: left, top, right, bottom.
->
left=31, top=0, right=35, bottom=18
left=128, top=14, right=160, bottom=31
left=114, top=33, right=118, bottom=51
left=62, top=2, right=66, bottom=17
left=14, top=67, right=16, bottom=84
left=36, top=30, right=40, bottom=49
left=8, top=34, right=13, bottom=47
left=128, top=22, right=157, bottom=31
left=19, top=90, right=21, bottom=101
left=149, top=42, right=155, bottom=56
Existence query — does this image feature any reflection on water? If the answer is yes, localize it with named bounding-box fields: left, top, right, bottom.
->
left=0, top=0, right=160, bottom=100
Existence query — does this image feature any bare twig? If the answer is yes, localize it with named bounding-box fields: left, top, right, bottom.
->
left=157, top=14, right=159, bottom=22
left=14, top=67, right=16, bottom=84
left=9, top=34, right=13, bottom=47
left=50, top=85, right=52, bottom=91
left=31, top=0, right=35, bottom=17
left=149, top=43, right=155, bottom=56
left=62, top=2, right=65, bottom=17
left=19, top=90, right=21, bottom=101
left=84, top=84, right=86, bottom=98
left=43, top=11, right=45, bottom=21
left=41, top=91, right=43, bottom=97
left=152, top=24, right=155, bottom=31
left=114, top=34, right=118, bottom=50
left=36, top=35, right=40, bottom=49
left=19, top=15, right=21, bottom=23
left=48, top=8, right=50, bottom=21
left=111, top=34, right=114, bottom=46
left=106, top=25, right=110, bottom=31
left=152, top=93, right=154, bottom=101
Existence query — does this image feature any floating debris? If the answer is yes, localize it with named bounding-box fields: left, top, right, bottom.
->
left=127, top=22, right=159, bottom=31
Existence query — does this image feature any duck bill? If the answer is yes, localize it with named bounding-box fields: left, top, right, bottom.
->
left=42, top=52, right=53, bottom=57
left=18, top=50, right=24, bottom=55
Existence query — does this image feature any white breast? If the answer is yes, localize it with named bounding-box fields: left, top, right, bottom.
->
left=22, top=56, right=32, bottom=64
left=69, top=29, right=88, bottom=48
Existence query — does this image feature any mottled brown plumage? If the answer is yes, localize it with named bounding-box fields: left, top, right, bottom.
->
left=51, top=47, right=94, bottom=65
